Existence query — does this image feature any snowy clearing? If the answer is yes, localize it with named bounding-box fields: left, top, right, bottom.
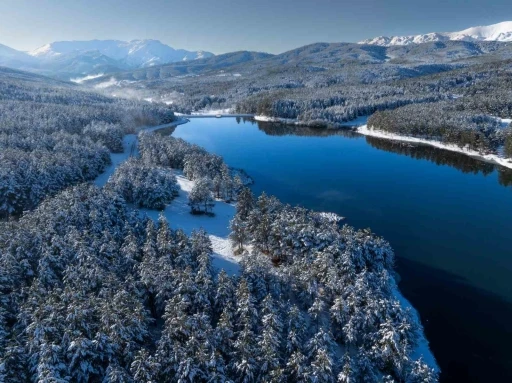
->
left=340, top=115, right=368, bottom=127
left=140, top=173, right=240, bottom=276
left=357, top=124, right=512, bottom=170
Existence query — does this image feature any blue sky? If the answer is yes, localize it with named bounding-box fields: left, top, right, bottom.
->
left=1, top=0, right=510, bottom=53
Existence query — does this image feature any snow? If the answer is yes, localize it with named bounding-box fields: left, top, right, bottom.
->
left=94, top=117, right=240, bottom=275
left=360, top=20, right=512, bottom=46
left=29, top=39, right=213, bottom=66
left=392, top=285, right=440, bottom=372
left=357, top=125, right=512, bottom=170
left=254, top=115, right=299, bottom=124
left=190, top=108, right=233, bottom=116
left=499, top=118, right=512, bottom=128
left=317, top=212, right=345, bottom=223
left=140, top=174, right=240, bottom=276
left=94, top=133, right=137, bottom=187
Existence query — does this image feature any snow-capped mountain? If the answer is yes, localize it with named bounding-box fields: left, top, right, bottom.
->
left=29, top=39, right=213, bottom=67
left=360, top=21, right=512, bottom=46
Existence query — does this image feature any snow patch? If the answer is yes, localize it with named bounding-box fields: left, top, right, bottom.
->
left=254, top=115, right=299, bottom=124
left=191, top=108, right=233, bottom=116
left=317, top=212, right=345, bottom=223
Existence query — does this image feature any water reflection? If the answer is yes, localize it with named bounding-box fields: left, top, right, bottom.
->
left=253, top=120, right=512, bottom=187
left=253, top=120, right=360, bottom=138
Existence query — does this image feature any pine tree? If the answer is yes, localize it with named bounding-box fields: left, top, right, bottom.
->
left=258, top=295, right=284, bottom=382
left=130, top=349, right=160, bottom=383
left=286, top=350, right=309, bottom=383
left=408, top=358, right=438, bottom=383
left=229, top=214, right=248, bottom=253
left=235, top=187, right=255, bottom=221
left=214, top=270, right=235, bottom=318
left=189, top=178, right=215, bottom=214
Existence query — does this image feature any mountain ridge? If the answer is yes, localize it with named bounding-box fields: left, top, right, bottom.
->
left=360, top=21, right=512, bottom=46
left=0, top=39, right=214, bottom=79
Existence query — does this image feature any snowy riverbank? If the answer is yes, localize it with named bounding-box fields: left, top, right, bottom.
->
left=357, top=124, right=512, bottom=170
left=254, top=115, right=300, bottom=124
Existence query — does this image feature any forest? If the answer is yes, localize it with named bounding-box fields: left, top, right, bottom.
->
left=0, top=180, right=437, bottom=383
left=0, top=69, right=437, bottom=380
left=0, top=70, right=175, bottom=218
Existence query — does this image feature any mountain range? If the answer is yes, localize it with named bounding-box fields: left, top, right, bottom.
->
left=0, top=21, right=511, bottom=81
left=0, top=39, right=213, bottom=79
left=359, top=21, right=512, bottom=46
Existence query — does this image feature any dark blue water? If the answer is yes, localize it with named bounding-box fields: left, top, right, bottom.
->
left=172, top=117, right=512, bottom=382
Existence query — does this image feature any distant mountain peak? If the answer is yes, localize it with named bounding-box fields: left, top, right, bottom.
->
left=28, top=39, right=214, bottom=68
left=360, top=21, right=512, bottom=46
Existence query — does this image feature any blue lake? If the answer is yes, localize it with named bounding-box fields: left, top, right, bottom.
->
left=172, top=117, right=512, bottom=382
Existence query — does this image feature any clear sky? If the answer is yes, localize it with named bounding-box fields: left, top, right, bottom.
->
left=1, top=0, right=510, bottom=54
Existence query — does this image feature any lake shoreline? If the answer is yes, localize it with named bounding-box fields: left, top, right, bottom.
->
left=357, top=124, right=512, bottom=170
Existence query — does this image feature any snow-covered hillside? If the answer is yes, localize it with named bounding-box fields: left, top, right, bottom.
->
left=29, top=39, right=213, bottom=67
left=0, top=42, right=37, bottom=68
left=360, top=21, right=512, bottom=46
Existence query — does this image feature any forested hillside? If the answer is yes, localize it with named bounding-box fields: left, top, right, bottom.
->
left=83, top=41, right=512, bottom=123
left=0, top=67, right=175, bottom=217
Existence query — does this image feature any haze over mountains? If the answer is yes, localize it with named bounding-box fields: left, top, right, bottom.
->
left=360, top=21, right=512, bottom=46
left=0, top=39, right=213, bottom=79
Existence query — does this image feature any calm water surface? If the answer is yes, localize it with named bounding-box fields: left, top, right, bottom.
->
left=172, top=117, right=512, bottom=382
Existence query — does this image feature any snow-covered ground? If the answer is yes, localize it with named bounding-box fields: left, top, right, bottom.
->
left=140, top=174, right=240, bottom=276
left=498, top=117, right=512, bottom=128
left=340, top=115, right=368, bottom=127
left=254, top=115, right=299, bottom=124
left=357, top=124, right=512, bottom=170
left=190, top=108, right=233, bottom=116
left=93, top=117, right=240, bottom=275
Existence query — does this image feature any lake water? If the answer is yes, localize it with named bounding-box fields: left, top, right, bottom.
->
left=172, top=117, right=512, bottom=382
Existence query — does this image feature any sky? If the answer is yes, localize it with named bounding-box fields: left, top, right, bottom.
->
left=0, top=0, right=511, bottom=54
